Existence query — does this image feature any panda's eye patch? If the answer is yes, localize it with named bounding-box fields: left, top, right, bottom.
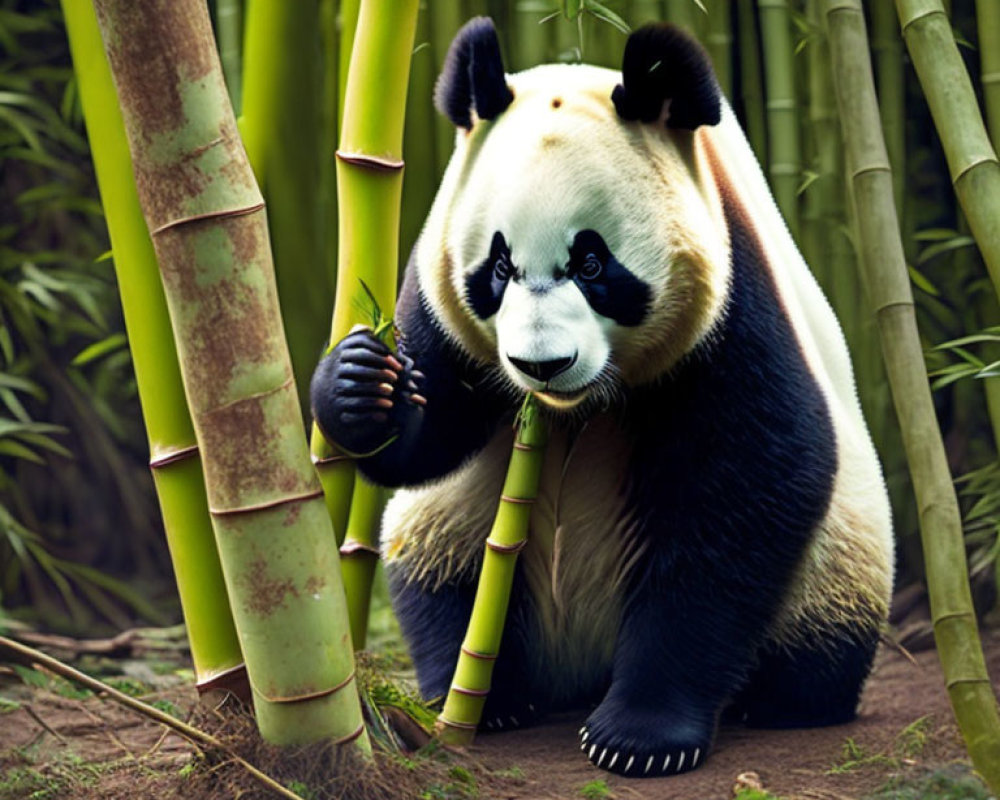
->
left=465, top=231, right=513, bottom=320
left=568, top=229, right=651, bottom=326
left=579, top=254, right=603, bottom=280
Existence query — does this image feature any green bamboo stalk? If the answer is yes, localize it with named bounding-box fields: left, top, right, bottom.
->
left=630, top=0, right=664, bottom=24
left=870, top=1, right=905, bottom=234
left=320, top=0, right=340, bottom=294
left=240, top=0, right=330, bottom=416
left=978, top=0, right=1000, bottom=152
left=430, top=1, right=467, bottom=166
left=758, top=0, right=802, bottom=239
left=338, top=0, right=361, bottom=132
left=61, top=0, right=243, bottom=695
left=737, top=0, right=768, bottom=165
left=436, top=398, right=548, bottom=746
left=823, top=1, right=1000, bottom=789
left=93, top=0, right=367, bottom=750
left=896, top=0, right=1000, bottom=299
left=340, top=476, right=386, bottom=651
left=310, top=0, right=420, bottom=639
left=664, top=0, right=698, bottom=33
left=401, top=7, right=438, bottom=259
left=704, top=0, right=733, bottom=97
left=215, top=0, right=243, bottom=114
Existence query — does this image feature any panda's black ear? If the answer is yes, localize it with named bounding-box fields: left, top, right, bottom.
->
left=612, top=24, right=721, bottom=130
left=434, top=17, right=513, bottom=130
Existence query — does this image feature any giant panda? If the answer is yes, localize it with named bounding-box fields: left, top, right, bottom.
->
left=311, top=18, right=894, bottom=777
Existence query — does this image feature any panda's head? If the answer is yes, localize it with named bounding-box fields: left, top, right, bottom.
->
left=417, top=19, right=731, bottom=411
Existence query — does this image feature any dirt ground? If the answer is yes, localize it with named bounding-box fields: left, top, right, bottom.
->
left=1, top=623, right=998, bottom=800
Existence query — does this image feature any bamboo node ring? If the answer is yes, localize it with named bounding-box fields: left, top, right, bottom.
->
left=149, top=444, right=199, bottom=469
left=151, top=201, right=266, bottom=235
left=340, top=539, right=381, bottom=558
left=450, top=684, right=491, bottom=697
left=336, top=150, right=405, bottom=171
left=436, top=715, right=478, bottom=731
left=460, top=646, right=497, bottom=661
left=311, top=452, right=353, bottom=466
left=209, top=488, right=325, bottom=517
left=332, top=722, right=367, bottom=745
left=485, top=538, right=528, bottom=554
left=250, top=668, right=356, bottom=704
left=513, top=442, right=535, bottom=452
left=499, top=495, right=535, bottom=505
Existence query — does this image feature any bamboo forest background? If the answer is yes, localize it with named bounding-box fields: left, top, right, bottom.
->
left=2, top=0, right=1000, bottom=634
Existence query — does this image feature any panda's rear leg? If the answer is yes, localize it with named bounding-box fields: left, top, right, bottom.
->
left=386, top=562, right=547, bottom=731
left=732, top=625, right=880, bottom=729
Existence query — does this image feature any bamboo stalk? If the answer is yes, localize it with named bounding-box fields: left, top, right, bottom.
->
left=736, top=0, right=768, bottom=165
left=664, top=0, right=698, bottom=33
left=338, top=0, right=361, bottom=132
left=430, top=1, right=467, bottom=167
left=977, top=0, right=1000, bottom=152
left=870, top=1, right=905, bottom=230
left=92, top=0, right=367, bottom=750
left=823, top=1, right=1000, bottom=790
left=630, top=0, right=665, bottom=24
left=240, top=0, right=331, bottom=415
left=758, top=0, right=801, bottom=239
left=339, top=476, right=386, bottom=651
left=215, top=0, right=243, bottom=114
left=61, top=0, right=243, bottom=695
left=896, top=0, right=1000, bottom=299
left=311, top=0, right=420, bottom=639
left=436, top=398, right=548, bottom=747
left=705, top=0, right=733, bottom=98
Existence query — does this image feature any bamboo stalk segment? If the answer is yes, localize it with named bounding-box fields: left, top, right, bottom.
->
left=240, top=0, right=330, bottom=414
left=92, top=0, right=367, bottom=749
left=977, top=0, right=1000, bottom=152
left=310, top=0, right=420, bottom=636
left=436, top=399, right=548, bottom=746
left=61, top=0, right=243, bottom=694
left=896, top=0, right=1000, bottom=298
left=339, top=476, right=386, bottom=651
left=823, top=1, right=1000, bottom=790
left=705, top=0, right=733, bottom=98
left=736, top=0, right=767, bottom=165
left=758, top=0, right=801, bottom=239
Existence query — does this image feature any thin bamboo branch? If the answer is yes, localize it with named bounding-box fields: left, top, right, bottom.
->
left=436, top=399, right=548, bottom=746
left=0, top=637, right=305, bottom=800
left=823, top=1, right=1000, bottom=790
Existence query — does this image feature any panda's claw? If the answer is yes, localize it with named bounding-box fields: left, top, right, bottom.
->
left=385, top=354, right=404, bottom=371
left=644, top=755, right=654, bottom=775
left=676, top=750, right=685, bottom=772
left=625, top=755, right=634, bottom=774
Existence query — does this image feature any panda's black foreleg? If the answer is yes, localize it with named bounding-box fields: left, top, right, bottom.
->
left=579, top=550, right=775, bottom=778
left=387, top=563, right=546, bottom=731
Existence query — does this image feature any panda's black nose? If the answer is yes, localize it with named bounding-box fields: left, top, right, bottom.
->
left=508, top=354, right=576, bottom=383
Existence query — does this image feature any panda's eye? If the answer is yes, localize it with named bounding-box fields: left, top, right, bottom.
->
left=493, top=255, right=513, bottom=282
left=579, top=254, right=603, bottom=280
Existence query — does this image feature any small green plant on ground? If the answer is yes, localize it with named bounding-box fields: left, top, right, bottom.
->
left=579, top=778, right=613, bottom=799
left=862, top=763, right=993, bottom=799
left=829, top=716, right=935, bottom=775
left=733, top=788, right=784, bottom=800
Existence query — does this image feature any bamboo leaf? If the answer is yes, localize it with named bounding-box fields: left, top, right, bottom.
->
left=584, top=2, right=631, bottom=33
left=908, top=265, right=941, bottom=296
left=916, top=235, right=976, bottom=265
left=0, top=440, right=45, bottom=464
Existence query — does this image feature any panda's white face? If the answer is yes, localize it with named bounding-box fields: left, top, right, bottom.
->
left=416, top=63, right=731, bottom=405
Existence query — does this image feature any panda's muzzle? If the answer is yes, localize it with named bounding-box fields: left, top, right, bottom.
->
left=507, top=353, right=577, bottom=384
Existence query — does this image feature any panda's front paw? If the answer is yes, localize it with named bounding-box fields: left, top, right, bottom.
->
left=580, top=695, right=715, bottom=777
left=310, top=328, right=426, bottom=457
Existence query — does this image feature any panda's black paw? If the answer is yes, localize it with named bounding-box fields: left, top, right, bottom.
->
left=310, top=328, right=425, bottom=457
left=479, top=696, right=544, bottom=733
left=579, top=698, right=715, bottom=777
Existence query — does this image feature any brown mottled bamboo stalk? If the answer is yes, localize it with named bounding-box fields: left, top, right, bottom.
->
left=93, top=0, right=367, bottom=750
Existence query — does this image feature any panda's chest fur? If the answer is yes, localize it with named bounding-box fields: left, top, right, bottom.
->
left=382, top=412, right=640, bottom=699
left=522, top=414, right=643, bottom=702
